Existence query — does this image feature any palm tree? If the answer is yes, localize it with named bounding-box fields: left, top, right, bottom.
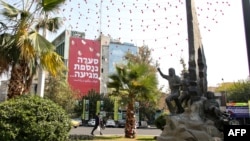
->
left=107, top=61, right=158, bottom=138
left=0, top=0, right=65, bottom=99
left=125, top=46, right=162, bottom=114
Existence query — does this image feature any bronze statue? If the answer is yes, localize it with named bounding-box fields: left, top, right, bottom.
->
left=204, top=91, right=222, bottom=118
left=179, top=72, right=191, bottom=107
left=203, top=91, right=224, bottom=131
left=157, top=67, right=184, bottom=114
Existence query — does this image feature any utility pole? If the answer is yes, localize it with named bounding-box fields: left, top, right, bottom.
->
left=37, top=69, right=45, bottom=97
left=242, top=0, right=250, bottom=75
left=37, top=15, right=48, bottom=98
left=186, top=0, right=207, bottom=100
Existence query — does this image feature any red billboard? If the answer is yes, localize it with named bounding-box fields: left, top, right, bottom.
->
left=68, top=37, right=100, bottom=97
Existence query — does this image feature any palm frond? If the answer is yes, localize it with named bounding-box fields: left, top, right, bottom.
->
left=0, top=0, right=21, bottom=18
left=0, top=22, right=8, bottom=31
left=39, top=0, right=65, bottom=12
left=40, top=51, right=66, bottom=76
left=28, top=31, right=55, bottom=52
left=19, top=37, right=36, bottom=61
left=0, top=33, right=15, bottom=48
left=0, top=33, right=17, bottom=73
left=35, top=17, right=62, bottom=32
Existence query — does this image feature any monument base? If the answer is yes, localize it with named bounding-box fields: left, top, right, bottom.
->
left=157, top=100, right=223, bottom=141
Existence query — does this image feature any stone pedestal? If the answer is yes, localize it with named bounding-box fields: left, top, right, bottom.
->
left=157, top=100, right=223, bottom=141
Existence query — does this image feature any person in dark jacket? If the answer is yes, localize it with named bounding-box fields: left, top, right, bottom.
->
left=91, top=113, right=101, bottom=135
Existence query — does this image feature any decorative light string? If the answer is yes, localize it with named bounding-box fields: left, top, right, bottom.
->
left=59, top=0, right=230, bottom=65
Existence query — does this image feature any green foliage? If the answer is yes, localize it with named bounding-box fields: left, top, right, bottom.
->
left=138, top=102, right=157, bottom=124
left=215, top=82, right=234, bottom=93
left=180, top=57, right=188, bottom=76
left=216, top=79, right=250, bottom=102
left=108, top=46, right=160, bottom=106
left=125, top=46, right=161, bottom=103
left=81, top=90, right=114, bottom=119
left=0, top=0, right=66, bottom=98
left=44, top=73, right=78, bottom=114
left=154, top=113, right=167, bottom=130
left=0, top=95, right=71, bottom=141
left=226, top=80, right=250, bottom=102
left=82, top=90, right=101, bottom=118
left=107, top=46, right=161, bottom=138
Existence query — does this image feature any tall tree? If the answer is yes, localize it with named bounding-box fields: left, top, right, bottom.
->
left=44, top=72, right=77, bottom=114
left=216, top=79, right=250, bottom=102
left=125, top=46, right=162, bottom=122
left=107, top=46, right=159, bottom=138
left=0, top=0, right=65, bottom=99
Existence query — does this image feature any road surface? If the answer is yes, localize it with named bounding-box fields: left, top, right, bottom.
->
left=70, top=126, right=162, bottom=136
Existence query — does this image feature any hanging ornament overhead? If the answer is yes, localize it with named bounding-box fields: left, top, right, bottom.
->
left=58, top=0, right=230, bottom=63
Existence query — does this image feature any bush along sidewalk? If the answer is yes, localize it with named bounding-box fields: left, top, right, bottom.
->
left=0, top=95, right=71, bottom=141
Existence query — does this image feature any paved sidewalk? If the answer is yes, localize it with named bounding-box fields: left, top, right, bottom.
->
left=70, top=126, right=162, bottom=136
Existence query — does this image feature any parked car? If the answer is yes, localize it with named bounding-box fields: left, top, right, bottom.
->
left=135, top=121, right=139, bottom=128
left=105, top=119, right=116, bottom=127
left=117, top=119, right=139, bottom=128
left=88, top=118, right=95, bottom=126
left=72, top=118, right=83, bottom=126
left=71, top=119, right=81, bottom=128
left=139, top=121, right=148, bottom=128
left=117, top=119, right=126, bottom=127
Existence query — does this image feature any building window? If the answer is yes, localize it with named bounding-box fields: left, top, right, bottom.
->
left=56, top=42, right=65, bottom=57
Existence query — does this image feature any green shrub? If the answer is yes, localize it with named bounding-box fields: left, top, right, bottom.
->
left=154, top=113, right=167, bottom=130
left=0, top=95, right=71, bottom=141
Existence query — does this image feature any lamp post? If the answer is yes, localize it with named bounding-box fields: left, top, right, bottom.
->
left=221, top=78, right=227, bottom=106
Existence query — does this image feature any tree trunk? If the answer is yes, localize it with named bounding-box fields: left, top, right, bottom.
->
left=7, top=61, right=31, bottom=99
left=125, top=98, right=136, bottom=138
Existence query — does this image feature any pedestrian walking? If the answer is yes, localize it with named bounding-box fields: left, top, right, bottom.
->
left=99, top=117, right=106, bottom=135
left=91, top=113, right=102, bottom=135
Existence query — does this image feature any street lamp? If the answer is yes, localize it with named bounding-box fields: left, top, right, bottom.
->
left=221, top=78, right=227, bottom=106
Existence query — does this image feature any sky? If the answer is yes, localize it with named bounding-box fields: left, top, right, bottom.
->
left=52, top=0, right=248, bottom=89
left=1, top=0, right=249, bottom=91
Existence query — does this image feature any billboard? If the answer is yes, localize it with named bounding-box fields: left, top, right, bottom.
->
left=68, top=37, right=100, bottom=97
left=226, top=102, right=250, bottom=118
